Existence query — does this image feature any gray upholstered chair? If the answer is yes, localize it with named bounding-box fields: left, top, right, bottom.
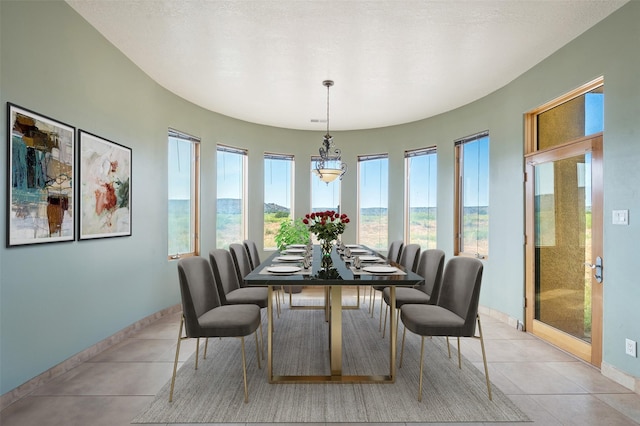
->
left=209, top=249, right=268, bottom=356
left=371, top=244, right=421, bottom=330
left=368, top=240, right=404, bottom=315
left=231, top=243, right=282, bottom=316
left=170, top=256, right=261, bottom=403
left=209, top=249, right=269, bottom=309
left=399, top=257, right=491, bottom=401
left=387, top=239, right=404, bottom=264
left=229, top=243, right=253, bottom=287
left=243, top=239, right=261, bottom=270
left=381, top=249, right=445, bottom=337
left=398, top=243, right=421, bottom=273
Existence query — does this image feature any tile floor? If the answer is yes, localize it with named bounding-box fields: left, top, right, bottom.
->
left=1, top=288, right=639, bottom=426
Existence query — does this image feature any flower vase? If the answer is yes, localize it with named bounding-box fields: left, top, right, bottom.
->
left=320, top=239, right=333, bottom=269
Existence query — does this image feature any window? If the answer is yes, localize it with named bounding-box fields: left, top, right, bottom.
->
left=535, top=86, right=604, bottom=151
left=168, top=129, right=200, bottom=259
left=311, top=156, right=341, bottom=212
left=264, top=153, right=294, bottom=249
left=405, top=147, right=437, bottom=249
left=357, top=154, right=388, bottom=250
left=216, top=145, right=247, bottom=249
left=455, top=131, right=489, bottom=258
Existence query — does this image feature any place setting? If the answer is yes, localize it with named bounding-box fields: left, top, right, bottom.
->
left=350, top=259, right=406, bottom=276
left=261, top=255, right=313, bottom=275
left=273, top=254, right=305, bottom=262
left=281, top=248, right=307, bottom=255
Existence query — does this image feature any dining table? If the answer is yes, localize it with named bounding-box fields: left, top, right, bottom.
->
left=244, top=244, right=424, bottom=384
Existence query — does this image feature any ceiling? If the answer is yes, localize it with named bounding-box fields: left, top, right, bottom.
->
left=66, top=0, right=626, bottom=131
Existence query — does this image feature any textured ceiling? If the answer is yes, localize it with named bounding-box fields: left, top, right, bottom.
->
left=66, top=0, right=627, bottom=131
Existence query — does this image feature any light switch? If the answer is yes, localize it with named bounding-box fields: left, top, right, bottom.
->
left=612, top=210, right=629, bottom=225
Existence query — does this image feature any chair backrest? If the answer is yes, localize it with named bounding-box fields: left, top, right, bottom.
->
left=243, top=239, right=261, bottom=270
left=399, top=243, right=421, bottom=272
left=229, top=243, right=253, bottom=286
left=208, top=249, right=242, bottom=305
left=416, top=249, right=445, bottom=302
left=437, top=257, right=484, bottom=336
left=387, top=240, right=404, bottom=263
left=177, top=257, right=222, bottom=338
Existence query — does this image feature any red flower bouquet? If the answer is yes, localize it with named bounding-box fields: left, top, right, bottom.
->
left=302, top=210, right=349, bottom=242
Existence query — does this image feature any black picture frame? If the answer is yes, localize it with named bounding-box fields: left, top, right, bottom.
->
left=7, top=103, right=76, bottom=246
left=78, top=130, right=132, bottom=240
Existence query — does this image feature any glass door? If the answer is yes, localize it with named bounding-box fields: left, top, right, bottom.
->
left=525, top=135, right=602, bottom=366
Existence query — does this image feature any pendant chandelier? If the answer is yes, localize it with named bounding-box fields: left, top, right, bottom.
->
left=314, top=80, right=347, bottom=183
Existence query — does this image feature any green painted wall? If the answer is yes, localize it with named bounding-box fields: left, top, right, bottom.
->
left=1, top=0, right=638, bottom=395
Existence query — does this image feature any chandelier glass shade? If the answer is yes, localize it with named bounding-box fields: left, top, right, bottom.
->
left=314, top=80, right=347, bottom=183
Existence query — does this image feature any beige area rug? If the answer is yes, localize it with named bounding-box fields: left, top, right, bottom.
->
left=133, top=293, right=529, bottom=423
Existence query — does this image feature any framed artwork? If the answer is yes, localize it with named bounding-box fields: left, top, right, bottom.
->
left=7, top=103, right=76, bottom=246
left=78, top=130, right=131, bottom=240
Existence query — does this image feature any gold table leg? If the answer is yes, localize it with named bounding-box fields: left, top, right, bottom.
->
left=268, top=284, right=396, bottom=384
left=389, top=285, right=397, bottom=381
left=330, top=285, right=342, bottom=376
left=267, top=286, right=273, bottom=381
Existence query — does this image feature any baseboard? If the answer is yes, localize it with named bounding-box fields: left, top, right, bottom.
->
left=602, top=362, right=640, bottom=395
left=0, top=303, right=182, bottom=411
left=478, top=305, right=640, bottom=396
left=478, top=305, right=522, bottom=330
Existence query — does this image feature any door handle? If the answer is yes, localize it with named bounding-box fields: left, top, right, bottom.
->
left=584, top=256, right=603, bottom=283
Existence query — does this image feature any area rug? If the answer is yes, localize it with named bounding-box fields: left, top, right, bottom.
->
left=133, top=294, right=529, bottom=423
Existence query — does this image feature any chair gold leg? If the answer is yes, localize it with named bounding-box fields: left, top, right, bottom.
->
left=399, top=326, right=407, bottom=368
left=370, top=290, right=375, bottom=317
left=418, top=335, right=425, bottom=401
left=169, top=316, right=184, bottom=402
left=254, top=330, right=262, bottom=370
left=477, top=315, right=492, bottom=400
left=203, top=337, right=209, bottom=359
left=195, top=337, right=200, bottom=370
left=382, top=305, right=388, bottom=337
left=457, top=336, right=462, bottom=369
left=445, top=336, right=451, bottom=359
left=240, top=336, right=248, bottom=403
left=378, top=295, right=384, bottom=330
left=259, top=321, right=265, bottom=360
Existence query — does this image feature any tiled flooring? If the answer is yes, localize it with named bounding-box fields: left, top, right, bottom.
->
left=1, top=288, right=639, bottom=426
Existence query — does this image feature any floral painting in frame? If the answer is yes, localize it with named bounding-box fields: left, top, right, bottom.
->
left=7, top=103, right=75, bottom=246
left=79, top=130, right=131, bottom=240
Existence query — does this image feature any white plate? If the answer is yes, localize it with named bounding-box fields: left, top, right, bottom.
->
left=349, top=248, right=370, bottom=254
left=266, top=266, right=302, bottom=274
left=358, top=255, right=383, bottom=262
left=275, top=255, right=304, bottom=262
left=287, top=244, right=307, bottom=248
left=345, top=244, right=361, bottom=248
left=362, top=265, right=398, bottom=274
left=282, top=248, right=306, bottom=254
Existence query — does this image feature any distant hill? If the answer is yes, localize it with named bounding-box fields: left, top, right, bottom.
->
left=215, top=198, right=290, bottom=215
left=212, top=200, right=444, bottom=216
left=264, top=202, right=289, bottom=214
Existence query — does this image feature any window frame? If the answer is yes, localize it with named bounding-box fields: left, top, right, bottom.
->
left=404, top=146, right=437, bottom=249
left=356, top=153, right=389, bottom=249
left=263, top=152, right=295, bottom=250
left=216, top=144, right=248, bottom=249
left=167, top=128, right=200, bottom=260
left=454, top=131, right=489, bottom=258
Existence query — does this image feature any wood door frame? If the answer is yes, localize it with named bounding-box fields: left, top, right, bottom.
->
left=524, top=134, right=603, bottom=366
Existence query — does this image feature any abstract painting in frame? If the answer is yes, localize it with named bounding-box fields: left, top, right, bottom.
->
left=79, top=130, right=131, bottom=240
left=7, top=103, right=75, bottom=246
